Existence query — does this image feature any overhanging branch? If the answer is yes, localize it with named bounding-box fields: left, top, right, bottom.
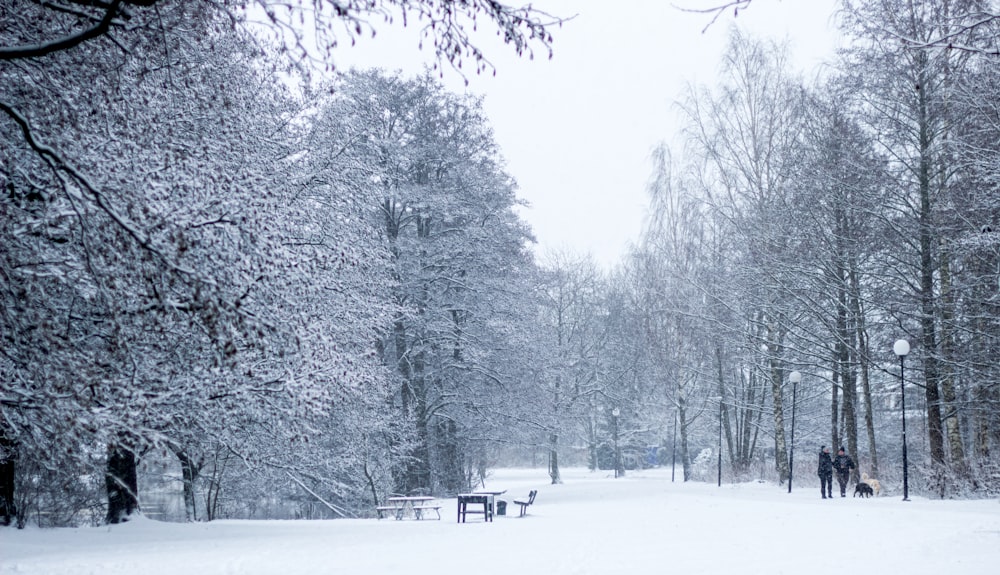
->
left=0, top=0, right=125, bottom=60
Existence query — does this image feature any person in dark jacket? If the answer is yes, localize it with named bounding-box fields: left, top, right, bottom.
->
left=832, top=447, right=856, bottom=497
left=817, top=446, right=833, bottom=499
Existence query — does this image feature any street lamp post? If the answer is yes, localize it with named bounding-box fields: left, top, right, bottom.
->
left=787, top=371, right=801, bottom=494
left=893, top=339, right=911, bottom=502
left=718, top=399, right=723, bottom=487
left=612, top=407, right=623, bottom=478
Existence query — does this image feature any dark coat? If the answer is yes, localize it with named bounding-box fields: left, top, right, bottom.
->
left=817, top=451, right=833, bottom=477
left=833, top=453, right=855, bottom=476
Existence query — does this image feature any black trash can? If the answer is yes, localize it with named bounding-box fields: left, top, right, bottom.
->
left=496, top=500, right=507, bottom=516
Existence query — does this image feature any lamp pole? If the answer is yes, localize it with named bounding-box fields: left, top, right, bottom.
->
left=612, top=407, right=622, bottom=478
left=787, top=371, right=801, bottom=494
left=893, top=339, right=910, bottom=501
left=715, top=397, right=723, bottom=487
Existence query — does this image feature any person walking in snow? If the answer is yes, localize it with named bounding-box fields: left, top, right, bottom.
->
left=832, top=447, right=855, bottom=498
left=817, top=446, right=833, bottom=499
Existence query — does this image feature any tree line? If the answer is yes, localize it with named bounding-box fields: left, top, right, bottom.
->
left=622, top=0, right=1000, bottom=495
left=2, top=0, right=999, bottom=529
left=1, top=0, right=561, bottom=527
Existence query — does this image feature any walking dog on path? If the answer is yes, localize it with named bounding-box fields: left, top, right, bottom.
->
left=861, top=472, right=882, bottom=497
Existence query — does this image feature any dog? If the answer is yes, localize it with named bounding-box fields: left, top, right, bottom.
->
left=861, top=472, right=882, bottom=497
left=854, top=482, right=874, bottom=498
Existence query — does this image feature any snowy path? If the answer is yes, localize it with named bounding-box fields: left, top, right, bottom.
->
left=2, top=468, right=998, bottom=575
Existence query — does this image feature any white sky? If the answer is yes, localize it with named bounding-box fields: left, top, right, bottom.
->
left=5, top=467, right=999, bottom=574
left=331, top=0, right=843, bottom=268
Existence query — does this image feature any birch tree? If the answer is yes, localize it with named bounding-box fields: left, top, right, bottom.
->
left=679, top=29, right=806, bottom=484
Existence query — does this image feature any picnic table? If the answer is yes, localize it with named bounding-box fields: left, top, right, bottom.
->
left=457, top=490, right=505, bottom=522
left=376, top=496, right=440, bottom=520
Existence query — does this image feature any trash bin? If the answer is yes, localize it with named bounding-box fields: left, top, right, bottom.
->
left=496, top=500, right=507, bottom=516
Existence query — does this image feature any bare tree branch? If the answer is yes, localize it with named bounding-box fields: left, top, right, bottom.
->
left=673, top=0, right=754, bottom=33
left=901, top=13, right=1000, bottom=55
left=0, top=0, right=124, bottom=60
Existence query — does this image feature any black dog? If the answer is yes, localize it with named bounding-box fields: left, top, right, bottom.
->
left=854, top=482, right=874, bottom=498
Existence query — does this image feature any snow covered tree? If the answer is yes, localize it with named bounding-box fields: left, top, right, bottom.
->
left=1, top=7, right=394, bottom=524
left=678, top=29, right=808, bottom=485
left=951, top=61, right=1000, bottom=473
left=306, top=69, right=537, bottom=496
left=840, top=0, right=993, bottom=493
left=778, top=82, right=891, bottom=483
left=532, top=251, right=612, bottom=483
left=0, top=0, right=558, bottom=71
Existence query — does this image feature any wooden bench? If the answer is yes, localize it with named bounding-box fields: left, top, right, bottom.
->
left=412, top=504, right=441, bottom=520
left=513, top=490, right=537, bottom=517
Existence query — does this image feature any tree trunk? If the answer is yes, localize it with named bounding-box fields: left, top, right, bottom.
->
left=767, top=325, right=789, bottom=485
left=436, top=418, right=465, bottom=494
left=970, top=235, right=998, bottom=462
left=850, top=266, right=878, bottom=478
left=548, top=356, right=562, bottom=485
left=836, top=264, right=860, bottom=484
left=735, top=369, right=761, bottom=474
left=587, top=410, right=599, bottom=472
left=176, top=449, right=201, bottom=522
left=830, top=348, right=840, bottom=452
left=203, top=448, right=227, bottom=522
left=548, top=432, right=562, bottom=484
left=396, top=344, right=432, bottom=495
left=390, top=315, right=417, bottom=494
left=105, top=443, right=139, bottom=524
left=916, top=61, right=947, bottom=478
left=363, top=459, right=380, bottom=508
left=717, top=347, right=735, bottom=470
left=409, top=384, right=432, bottom=494
left=0, top=427, right=16, bottom=527
left=938, top=244, right=968, bottom=478
left=859, top=330, right=878, bottom=477
left=678, top=393, right=691, bottom=481
left=842, top=359, right=860, bottom=485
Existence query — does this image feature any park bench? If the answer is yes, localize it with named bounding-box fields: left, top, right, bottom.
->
left=513, top=490, right=537, bottom=517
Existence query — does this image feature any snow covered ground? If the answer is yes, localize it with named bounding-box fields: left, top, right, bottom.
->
left=2, top=467, right=998, bottom=575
